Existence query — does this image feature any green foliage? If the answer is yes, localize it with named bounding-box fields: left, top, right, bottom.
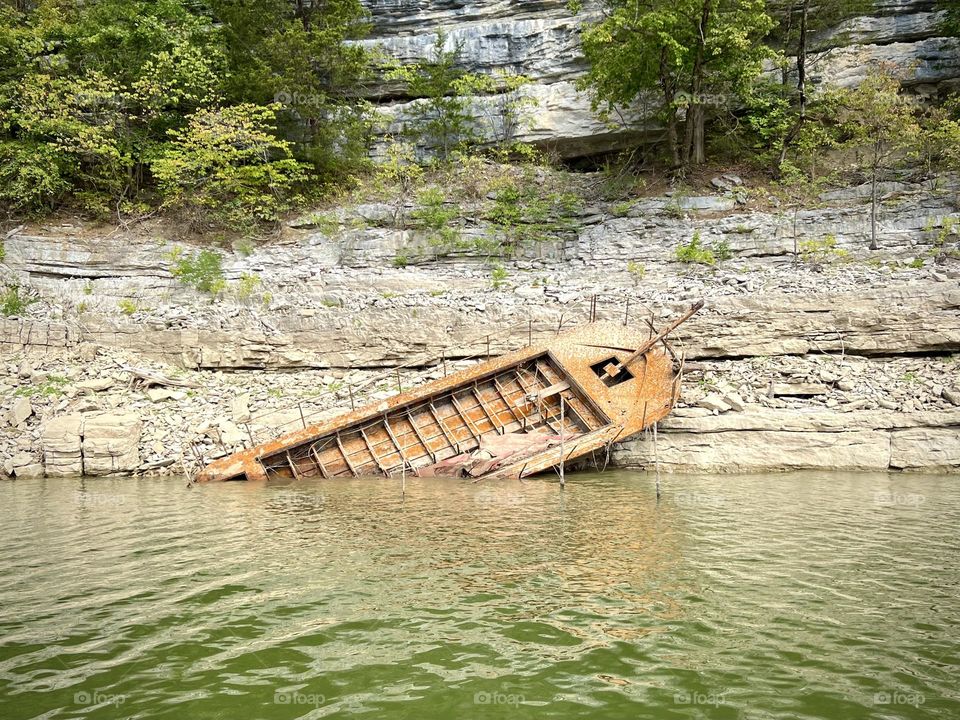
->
left=168, top=247, right=227, bottom=295
left=387, top=34, right=482, bottom=158
left=485, top=174, right=581, bottom=252
left=117, top=299, right=139, bottom=315
left=393, top=253, right=409, bottom=268
left=235, top=272, right=261, bottom=300
left=798, top=235, right=848, bottom=265
left=490, top=264, right=509, bottom=289
left=411, top=187, right=461, bottom=252
left=926, top=216, right=959, bottom=263
left=387, top=34, right=533, bottom=158
left=941, top=0, right=960, bottom=35
left=15, top=375, right=69, bottom=399
left=0, top=0, right=371, bottom=217
left=908, top=257, right=925, bottom=269
left=713, top=240, right=733, bottom=262
left=152, top=104, right=310, bottom=231
left=627, top=260, right=647, bottom=284
left=579, top=0, right=773, bottom=166
left=675, top=232, right=716, bottom=265
left=0, top=286, right=33, bottom=316
left=234, top=239, right=255, bottom=257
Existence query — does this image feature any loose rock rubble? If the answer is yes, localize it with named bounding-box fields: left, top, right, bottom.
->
left=1, top=176, right=959, bottom=476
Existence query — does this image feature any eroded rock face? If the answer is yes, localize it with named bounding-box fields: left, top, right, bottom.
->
left=3, top=173, right=959, bottom=475
left=359, top=0, right=960, bottom=156
left=81, top=414, right=142, bottom=476
left=615, top=409, right=960, bottom=473
left=41, top=415, right=84, bottom=477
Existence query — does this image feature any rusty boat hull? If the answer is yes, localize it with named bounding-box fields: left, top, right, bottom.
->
left=195, top=312, right=698, bottom=484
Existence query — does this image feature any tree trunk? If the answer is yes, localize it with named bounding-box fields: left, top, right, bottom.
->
left=684, top=0, right=712, bottom=166
left=776, top=0, right=810, bottom=172
left=659, top=49, right=680, bottom=167
left=870, top=140, right=880, bottom=250
left=797, top=0, right=808, bottom=122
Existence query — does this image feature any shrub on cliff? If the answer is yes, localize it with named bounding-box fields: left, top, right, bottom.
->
left=0, top=0, right=372, bottom=219
left=151, top=104, right=310, bottom=231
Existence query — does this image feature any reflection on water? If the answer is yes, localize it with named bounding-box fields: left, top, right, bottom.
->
left=1, top=471, right=958, bottom=719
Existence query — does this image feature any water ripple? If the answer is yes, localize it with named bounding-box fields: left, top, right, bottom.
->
left=1, top=472, right=958, bottom=719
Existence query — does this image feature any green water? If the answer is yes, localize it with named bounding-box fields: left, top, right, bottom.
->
left=1, top=472, right=958, bottom=719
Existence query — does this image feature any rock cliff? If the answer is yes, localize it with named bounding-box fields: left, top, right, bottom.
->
left=1, top=169, right=958, bottom=476
left=360, top=0, right=960, bottom=156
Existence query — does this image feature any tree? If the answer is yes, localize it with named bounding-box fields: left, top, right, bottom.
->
left=151, top=104, right=310, bottom=230
left=387, top=34, right=485, bottom=158
left=766, top=0, right=872, bottom=169
left=0, top=0, right=373, bottom=217
left=939, top=0, right=960, bottom=35
left=831, top=67, right=920, bottom=250
left=579, top=0, right=773, bottom=168
left=207, top=0, right=373, bottom=182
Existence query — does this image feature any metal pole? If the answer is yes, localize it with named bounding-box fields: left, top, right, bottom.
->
left=559, top=397, right=566, bottom=489
left=396, top=368, right=402, bottom=393
left=442, top=350, right=447, bottom=376
left=653, top=421, right=661, bottom=501
left=348, top=385, right=355, bottom=410
left=486, top=334, right=490, bottom=360
left=244, top=423, right=255, bottom=446
left=298, top=402, right=306, bottom=429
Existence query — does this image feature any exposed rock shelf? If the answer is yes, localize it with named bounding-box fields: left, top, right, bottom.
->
left=1, top=175, right=958, bottom=476
left=358, top=0, right=960, bottom=156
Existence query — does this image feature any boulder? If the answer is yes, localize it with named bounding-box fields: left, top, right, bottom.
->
left=76, top=378, right=115, bottom=393
left=890, top=428, right=960, bottom=471
left=231, top=394, right=251, bottom=424
left=82, top=413, right=142, bottom=475
left=41, top=415, right=84, bottom=476
left=8, top=397, right=33, bottom=426
left=146, top=388, right=186, bottom=402
left=698, top=394, right=731, bottom=413
left=14, top=463, right=44, bottom=478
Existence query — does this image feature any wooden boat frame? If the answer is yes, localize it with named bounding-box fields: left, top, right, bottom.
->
left=195, top=303, right=701, bottom=483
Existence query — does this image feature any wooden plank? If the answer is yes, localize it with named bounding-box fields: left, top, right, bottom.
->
left=335, top=433, right=359, bottom=477
left=381, top=417, right=409, bottom=471
left=492, top=377, right=524, bottom=425
left=532, top=361, right=590, bottom=433
left=309, top=442, right=330, bottom=478
left=359, top=428, right=390, bottom=476
left=535, top=380, right=570, bottom=401
left=428, top=402, right=461, bottom=453
left=471, top=385, right=503, bottom=434
left=285, top=450, right=302, bottom=479
left=450, top=394, right=482, bottom=443
left=407, top=411, right=437, bottom=463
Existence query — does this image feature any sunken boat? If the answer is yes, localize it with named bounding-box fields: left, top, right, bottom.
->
left=195, top=301, right=703, bottom=483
